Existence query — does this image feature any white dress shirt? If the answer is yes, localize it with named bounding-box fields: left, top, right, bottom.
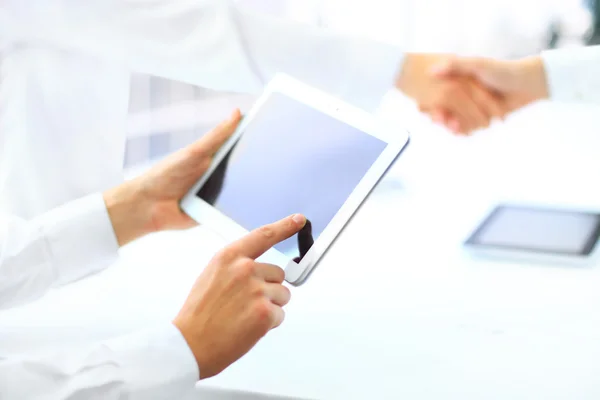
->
left=0, top=3, right=402, bottom=397
left=542, top=45, right=600, bottom=104
left=0, top=194, right=199, bottom=399
left=0, top=0, right=403, bottom=219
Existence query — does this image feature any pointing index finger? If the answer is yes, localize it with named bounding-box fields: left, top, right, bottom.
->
left=229, top=214, right=307, bottom=260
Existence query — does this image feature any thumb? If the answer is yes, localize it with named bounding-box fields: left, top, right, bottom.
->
left=430, top=57, right=484, bottom=78
left=191, top=109, right=242, bottom=156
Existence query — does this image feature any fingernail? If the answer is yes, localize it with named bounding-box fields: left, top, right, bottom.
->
left=292, top=214, right=306, bottom=225
left=230, top=109, right=241, bottom=120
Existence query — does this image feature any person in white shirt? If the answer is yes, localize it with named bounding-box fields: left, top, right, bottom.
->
left=0, top=0, right=505, bottom=220
left=422, top=45, right=600, bottom=127
left=0, top=110, right=307, bottom=399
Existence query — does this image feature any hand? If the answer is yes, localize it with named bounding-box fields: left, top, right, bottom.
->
left=397, top=53, right=507, bottom=134
left=103, top=109, right=242, bottom=246
left=173, top=214, right=306, bottom=379
left=428, top=55, right=549, bottom=130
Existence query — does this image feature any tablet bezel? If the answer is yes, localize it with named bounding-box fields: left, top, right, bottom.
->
left=180, top=73, right=409, bottom=285
left=463, top=203, right=600, bottom=266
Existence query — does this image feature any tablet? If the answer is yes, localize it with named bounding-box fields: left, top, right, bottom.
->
left=464, top=203, right=600, bottom=266
left=180, top=74, right=409, bottom=285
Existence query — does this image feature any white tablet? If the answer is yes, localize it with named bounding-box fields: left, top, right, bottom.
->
left=180, top=73, right=409, bottom=285
left=464, top=203, right=600, bottom=266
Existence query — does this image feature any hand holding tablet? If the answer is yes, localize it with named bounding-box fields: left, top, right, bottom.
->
left=181, top=73, right=410, bottom=285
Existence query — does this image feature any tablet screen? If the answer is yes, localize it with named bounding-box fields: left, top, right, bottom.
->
left=467, top=205, right=600, bottom=255
left=197, top=92, right=387, bottom=261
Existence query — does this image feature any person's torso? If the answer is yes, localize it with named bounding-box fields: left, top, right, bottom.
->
left=0, top=43, right=131, bottom=218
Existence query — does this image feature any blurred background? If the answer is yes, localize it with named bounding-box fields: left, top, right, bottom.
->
left=124, top=0, right=597, bottom=169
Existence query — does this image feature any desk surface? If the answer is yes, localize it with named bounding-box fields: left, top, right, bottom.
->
left=2, top=97, right=600, bottom=399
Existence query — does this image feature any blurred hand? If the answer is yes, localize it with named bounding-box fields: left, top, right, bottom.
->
left=428, top=55, right=549, bottom=130
left=103, top=109, right=241, bottom=246
left=397, top=53, right=508, bottom=134
left=173, top=214, right=306, bottom=379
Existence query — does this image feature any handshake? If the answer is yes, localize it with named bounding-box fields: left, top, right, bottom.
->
left=398, top=53, right=549, bottom=134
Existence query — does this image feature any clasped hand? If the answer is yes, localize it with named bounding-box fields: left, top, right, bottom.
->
left=397, top=53, right=548, bottom=134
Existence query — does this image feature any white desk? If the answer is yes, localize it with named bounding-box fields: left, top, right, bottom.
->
left=2, top=98, right=600, bottom=399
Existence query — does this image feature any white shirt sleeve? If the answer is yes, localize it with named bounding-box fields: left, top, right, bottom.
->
left=0, top=323, right=199, bottom=400
left=0, top=193, right=119, bottom=309
left=541, top=45, right=600, bottom=104
left=2, top=0, right=403, bottom=110
left=0, top=196, right=199, bottom=398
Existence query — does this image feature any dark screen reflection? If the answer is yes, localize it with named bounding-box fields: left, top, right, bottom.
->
left=197, top=145, right=235, bottom=206
left=197, top=93, right=386, bottom=261
left=293, top=219, right=314, bottom=263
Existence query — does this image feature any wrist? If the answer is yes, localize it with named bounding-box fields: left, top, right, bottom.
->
left=517, top=56, right=549, bottom=101
left=396, top=53, right=429, bottom=99
left=172, top=317, right=206, bottom=379
left=103, top=180, right=155, bottom=246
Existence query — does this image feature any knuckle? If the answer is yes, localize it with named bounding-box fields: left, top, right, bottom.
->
left=250, top=280, right=266, bottom=297
left=285, top=216, right=295, bottom=228
left=235, top=258, right=256, bottom=279
left=187, top=143, right=208, bottom=159
left=274, top=267, right=285, bottom=283
left=254, top=299, right=273, bottom=323
left=257, top=225, right=276, bottom=239
left=262, top=264, right=284, bottom=283
left=275, top=308, right=286, bottom=328
left=280, top=285, right=291, bottom=305
left=213, top=248, right=233, bottom=264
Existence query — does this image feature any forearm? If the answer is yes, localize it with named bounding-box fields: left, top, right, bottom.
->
left=540, top=45, right=600, bottom=104
left=4, top=0, right=402, bottom=110
left=0, top=180, right=154, bottom=309
left=0, top=324, right=198, bottom=399
left=103, top=181, right=155, bottom=247
left=233, top=6, right=405, bottom=110
left=515, top=55, right=550, bottom=102
left=3, top=0, right=258, bottom=91
left=0, top=194, right=120, bottom=309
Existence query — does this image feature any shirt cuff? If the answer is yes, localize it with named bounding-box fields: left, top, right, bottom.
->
left=107, top=323, right=199, bottom=400
left=33, top=193, right=119, bottom=286
left=541, top=46, right=600, bottom=103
